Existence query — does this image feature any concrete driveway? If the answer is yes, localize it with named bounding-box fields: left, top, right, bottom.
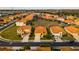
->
left=54, top=36, right=63, bottom=42
left=73, top=35, right=79, bottom=42
left=22, top=34, right=30, bottom=42
left=34, top=34, right=40, bottom=42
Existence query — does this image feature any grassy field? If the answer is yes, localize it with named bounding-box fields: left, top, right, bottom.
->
left=0, top=24, right=22, bottom=41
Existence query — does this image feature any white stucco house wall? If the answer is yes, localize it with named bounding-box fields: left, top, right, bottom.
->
left=16, top=22, right=26, bottom=26
left=57, top=17, right=65, bottom=22
left=50, top=28, right=63, bottom=42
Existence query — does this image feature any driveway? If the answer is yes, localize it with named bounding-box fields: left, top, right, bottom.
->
left=22, top=34, right=30, bottom=42
left=34, top=35, right=40, bottom=42
left=54, top=36, right=63, bottom=42
left=73, top=35, right=79, bottom=42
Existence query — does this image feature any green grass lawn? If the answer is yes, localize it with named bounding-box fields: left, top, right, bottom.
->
left=61, top=34, right=76, bottom=42
left=32, top=19, right=59, bottom=27
left=0, top=24, right=22, bottom=41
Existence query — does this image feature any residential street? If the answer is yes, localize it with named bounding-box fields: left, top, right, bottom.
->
left=0, top=19, right=16, bottom=31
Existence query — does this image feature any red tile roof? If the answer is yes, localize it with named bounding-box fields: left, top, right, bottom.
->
left=50, top=26, right=64, bottom=33
left=65, top=26, right=79, bottom=33
left=64, top=19, right=74, bottom=24
left=35, top=26, right=47, bottom=34
left=17, top=25, right=31, bottom=31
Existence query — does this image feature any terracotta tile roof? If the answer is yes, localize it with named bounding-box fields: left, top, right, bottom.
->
left=50, top=26, right=64, bottom=33
left=16, top=13, right=35, bottom=22
left=57, top=17, right=64, bottom=21
left=17, top=25, right=31, bottom=31
left=75, top=21, right=79, bottom=25
left=41, top=14, right=55, bottom=20
left=65, top=26, right=79, bottom=33
left=64, top=19, right=74, bottom=24
left=24, top=13, right=35, bottom=21
left=17, top=18, right=26, bottom=22
left=35, top=26, right=47, bottom=34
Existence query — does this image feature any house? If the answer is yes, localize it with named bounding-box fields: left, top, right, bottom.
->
left=64, top=26, right=79, bottom=35
left=24, top=13, right=35, bottom=21
left=1, top=17, right=12, bottom=24
left=16, top=19, right=26, bottom=26
left=16, top=21, right=25, bottom=26
left=16, top=13, right=35, bottom=26
left=50, top=25, right=64, bottom=37
left=74, top=18, right=79, bottom=25
left=17, top=25, right=31, bottom=38
left=50, top=25, right=64, bottom=42
left=57, top=17, right=65, bottom=21
left=34, top=26, right=47, bottom=42
left=75, top=21, right=79, bottom=25
left=64, top=19, right=74, bottom=24
left=41, top=13, right=58, bottom=20
left=44, top=14, right=53, bottom=19
left=34, top=26, right=47, bottom=37
left=13, top=14, right=22, bottom=18
left=64, top=26, right=79, bottom=42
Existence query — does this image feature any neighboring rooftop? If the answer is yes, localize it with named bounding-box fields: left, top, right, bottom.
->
left=17, top=25, right=31, bottom=32
left=50, top=25, right=64, bottom=33
left=64, top=19, right=74, bottom=24
left=65, top=26, right=79, bottom=33
left=75, top=21, right=79, bottom=25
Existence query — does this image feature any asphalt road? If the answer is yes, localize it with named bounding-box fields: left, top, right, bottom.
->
left=0, top=40, right=78, bottom=46
left=0, top=19, right=16, bottom=31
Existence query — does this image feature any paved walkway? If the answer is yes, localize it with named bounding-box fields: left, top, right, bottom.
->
left=34, top=35, right=40, bottom=42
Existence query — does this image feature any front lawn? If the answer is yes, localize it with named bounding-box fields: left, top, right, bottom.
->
left=61, top=34, right=76, bottom=42
left=0, top=24, right=22, bottom=41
